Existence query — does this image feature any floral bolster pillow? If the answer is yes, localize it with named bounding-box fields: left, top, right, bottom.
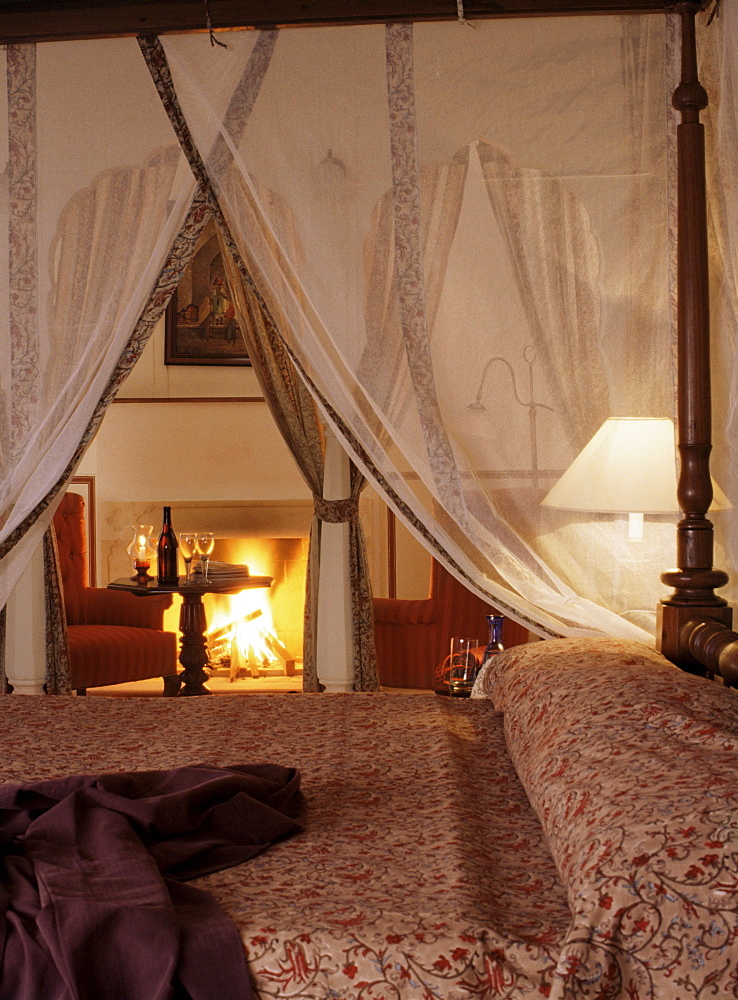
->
left=473, top=636, right=738, bottom=999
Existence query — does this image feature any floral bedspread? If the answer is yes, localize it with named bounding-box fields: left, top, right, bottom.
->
left=0, top=693, right=570, bottom=999
left=474, top=637, right=738, bottom=999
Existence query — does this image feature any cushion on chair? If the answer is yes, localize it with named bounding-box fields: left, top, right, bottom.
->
left=67, top=625, right=178, bottom=690
left=373, top=619, right=439, bottom=689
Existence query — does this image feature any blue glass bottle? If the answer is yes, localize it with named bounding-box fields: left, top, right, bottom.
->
left=481, top=615, right=505, bottom=671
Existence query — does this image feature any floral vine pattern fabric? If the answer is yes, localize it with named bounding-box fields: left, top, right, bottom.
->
left=475, top=637, right=738, bottom=999
left=3, top=643, right=736, bottom=998
left=0, top=693, right=570, bottom=998
left=6, top=44, right=38, bottom=468
left=42, top=529, right=71, bottom=695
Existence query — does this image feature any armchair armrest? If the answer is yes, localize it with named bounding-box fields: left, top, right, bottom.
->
left=79, top=588, right=173, bottom=630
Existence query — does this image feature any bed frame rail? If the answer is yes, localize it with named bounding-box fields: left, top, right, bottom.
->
left=680, top=618, right=738, bottom=686
left=656, top=1, right=738, bottom=679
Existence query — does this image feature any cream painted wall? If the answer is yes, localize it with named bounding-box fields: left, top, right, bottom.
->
left=84, top=400, right=309, bottom=503
left=78, top=315, right=309, bottom=499
left=394, top=522, right=432, bottom=600
left=76, top=314, right=431, bottom=601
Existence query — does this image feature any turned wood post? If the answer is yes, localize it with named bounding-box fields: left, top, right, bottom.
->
left=657, top=1, right=731, bottom=669
left=178, top=593, right=213, bottom=696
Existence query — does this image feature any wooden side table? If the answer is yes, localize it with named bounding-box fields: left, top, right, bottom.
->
left=108, top=574, right=273, bottom=696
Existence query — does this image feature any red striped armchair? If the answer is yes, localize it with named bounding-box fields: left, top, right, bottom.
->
left=52, top=492, right=180, bottom=695
left=373, top=558, right=529, bottom=690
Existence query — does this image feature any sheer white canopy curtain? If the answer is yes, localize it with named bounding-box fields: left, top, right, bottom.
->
left=139, top=31, right=379, bottom=692
left=1, top=12, right=737, bottom=692
left=0, top=40, right=203, bottom=689
left=156, top=13, right=734, bottom=642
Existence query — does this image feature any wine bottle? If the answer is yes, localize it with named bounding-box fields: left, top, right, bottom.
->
left=157, top=506, right=179, bottom=585
left=480, top=614, right=505, bottom=672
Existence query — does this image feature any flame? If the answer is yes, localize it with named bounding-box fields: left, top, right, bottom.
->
left=208, top=586, right=274, bottom=637
left=231, top=622, right=274, bottom=673
left=232, top=598, right=274, bottom=668
left=205, top=539, right=274, bottom=638
left=207, top=587, right=279, bottom=672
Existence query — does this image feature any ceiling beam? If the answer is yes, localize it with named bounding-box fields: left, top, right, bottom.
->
left=0, top=0, right=688, bottom=43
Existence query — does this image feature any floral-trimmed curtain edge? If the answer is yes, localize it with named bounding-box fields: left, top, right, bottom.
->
left=222, top=216, right=379, bottom=691
left=226, top=267, right=326, bottom=691
left=140, top=32, right=380, bottom=691
left=43, top=526, right=71, bottom=695
left=0, top=191, right=213, bottom=692
left=0, top=190, right=212, bottom=569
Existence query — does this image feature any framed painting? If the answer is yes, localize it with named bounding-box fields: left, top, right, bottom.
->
left=164, top=219, right=251, bottom=366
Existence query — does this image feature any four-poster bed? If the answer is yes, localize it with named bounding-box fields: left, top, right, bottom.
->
left=655, top=0, right=738, bottom=679
left=1, top=0, right=738, bottom=997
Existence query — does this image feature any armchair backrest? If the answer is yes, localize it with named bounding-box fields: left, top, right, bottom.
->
left=432, top=558, right=529, bottom=656
left=432, top=559, right=491, bottom=653
left=52, top=492, right=88, bottom=625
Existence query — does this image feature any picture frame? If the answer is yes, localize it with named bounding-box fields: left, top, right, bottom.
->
left=164, top=218, right=251, bottom=367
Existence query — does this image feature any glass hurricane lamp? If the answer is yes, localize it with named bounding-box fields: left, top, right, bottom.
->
left=127, top=524, right=157, bottom=582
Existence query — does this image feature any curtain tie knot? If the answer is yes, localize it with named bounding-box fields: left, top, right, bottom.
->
left=313, top=496, right=358, bottom=523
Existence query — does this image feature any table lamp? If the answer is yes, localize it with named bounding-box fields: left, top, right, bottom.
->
left=541, top=417, right=730, bottom=540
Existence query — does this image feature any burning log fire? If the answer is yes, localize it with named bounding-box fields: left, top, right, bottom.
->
left=208, top=609, right=298, bottom=681
left=198, top=536, right=306, bottom=684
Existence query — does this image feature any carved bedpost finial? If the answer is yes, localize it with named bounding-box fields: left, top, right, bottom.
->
left=657, top=0, right=732, bottom=671
left=672, top=1, right=708, bottom=120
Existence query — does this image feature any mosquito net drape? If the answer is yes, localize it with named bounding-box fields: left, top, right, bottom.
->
left=0, top=39, right=197, bottom=611
left=2, top=11, right=736, bottom=660
left=156, top=13, right=720, bottom=642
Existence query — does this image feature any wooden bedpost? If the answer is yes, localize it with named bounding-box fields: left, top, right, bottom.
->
left=657, top=0, right=732, bottom=672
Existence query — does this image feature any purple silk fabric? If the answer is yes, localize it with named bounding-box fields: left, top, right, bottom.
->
left=0, top=763, right=301, bottom=1000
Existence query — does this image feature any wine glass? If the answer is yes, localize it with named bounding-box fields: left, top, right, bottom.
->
left=179, top=532, right=197, bottom=584
left=195, top=532, right=215, bottom=583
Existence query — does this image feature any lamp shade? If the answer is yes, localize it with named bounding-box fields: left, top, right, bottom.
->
left=542, top=418, right=730, bottom=514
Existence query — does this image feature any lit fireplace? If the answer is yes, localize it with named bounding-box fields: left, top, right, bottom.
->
left=100, top=501, right=312, bottom=686
left=201, top=536, right=307, bottom=682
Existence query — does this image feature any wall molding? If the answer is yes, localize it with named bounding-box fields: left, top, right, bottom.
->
left=113, top=397, right=265, bottom=404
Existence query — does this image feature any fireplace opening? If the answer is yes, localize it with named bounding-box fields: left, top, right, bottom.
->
left=201, top=536, right=307, bottom=682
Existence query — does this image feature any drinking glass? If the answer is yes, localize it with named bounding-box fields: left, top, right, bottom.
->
left=448, top=637, right=479, bottom=697
left=179, top=532, right=197, bottom=583
left=195, top=532, right=215, bottom=583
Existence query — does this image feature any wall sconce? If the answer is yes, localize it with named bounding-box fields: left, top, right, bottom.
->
left=541, top=417, right=730, bottom=540
left=468, top=345, right=553, bottom=490
left=315, top=149, right=349, bottom=202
